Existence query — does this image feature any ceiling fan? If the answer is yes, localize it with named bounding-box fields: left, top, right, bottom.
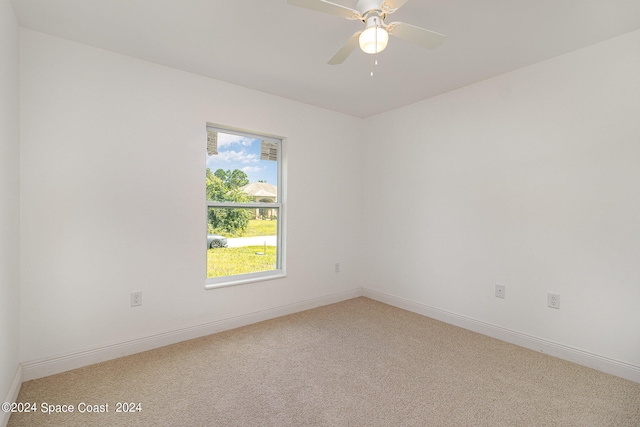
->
left=287, top=0, right=446, bottom=65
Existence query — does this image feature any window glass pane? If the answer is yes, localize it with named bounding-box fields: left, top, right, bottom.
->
left=206, top=131, right=278, bottom=203
left=207, top=207, right=279, bottom=278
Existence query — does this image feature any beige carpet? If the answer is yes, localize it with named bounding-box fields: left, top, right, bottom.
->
left=9, top=297, right=640, bottom=426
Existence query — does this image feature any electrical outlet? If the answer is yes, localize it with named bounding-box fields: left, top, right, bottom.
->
left=548, top=292, right=560, bottom=309
left=335, top=263, right=341, bottom=273
left=495, top=284, right=505, bottom=299
left=131, top=291, right=142, bottom=307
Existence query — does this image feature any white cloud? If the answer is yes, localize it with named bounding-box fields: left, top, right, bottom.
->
left=242, top=166, right=263, bottom=174
left=216, top=150, right=259, bottom=164
left=217, top=133, right=254, bottom=148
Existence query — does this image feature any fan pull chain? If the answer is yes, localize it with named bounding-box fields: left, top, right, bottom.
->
left=370, top=58, right=375, bottom=76
left=371, top=18, right=379, bottom=77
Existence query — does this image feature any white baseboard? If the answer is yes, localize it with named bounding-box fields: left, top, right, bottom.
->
left=19, top=287, right=639, bottom=386
left=362, top=288, right=640, bottom=384
left=1, top=365, right=22, bottom=427
left=21, top=288, right=361, bottom=382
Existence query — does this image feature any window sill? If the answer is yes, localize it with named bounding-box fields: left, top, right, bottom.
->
left=205, top=271, right=286, bottom=290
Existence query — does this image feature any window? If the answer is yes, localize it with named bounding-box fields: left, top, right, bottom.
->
left=205, top=125, right=284, bottom=288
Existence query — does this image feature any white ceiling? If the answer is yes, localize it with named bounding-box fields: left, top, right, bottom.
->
left=11, top=0, right=640, bottom=118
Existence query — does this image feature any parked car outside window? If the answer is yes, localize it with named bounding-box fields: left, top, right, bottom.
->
left=207, top=234, right=228, bottom=248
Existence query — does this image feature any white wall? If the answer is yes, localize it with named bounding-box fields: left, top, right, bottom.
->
left=362, top=30, right=640, bottom=368
left=0, top=0, right=21, bottom=408
left=19, top=29, right=363, bottom=366
left=16, top=21, right=640, bottom=381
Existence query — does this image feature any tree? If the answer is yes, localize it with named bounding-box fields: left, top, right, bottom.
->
left=206, top=168, right=226, bottom=201
left=214, top=169, right=249, bottom=190
left=207, top=168, right=253, bottom=236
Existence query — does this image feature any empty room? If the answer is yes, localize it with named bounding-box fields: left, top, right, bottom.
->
left=1, top=0, right=639, bottom=425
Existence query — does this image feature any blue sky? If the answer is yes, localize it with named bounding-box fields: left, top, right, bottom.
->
left=206, top=132, right=278, bottom=186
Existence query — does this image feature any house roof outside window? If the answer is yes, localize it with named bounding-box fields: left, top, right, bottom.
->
left=240, top=182, right=277, bottom=200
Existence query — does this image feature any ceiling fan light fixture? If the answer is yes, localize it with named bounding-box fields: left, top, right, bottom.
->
left=359, top=26, right=388, bottom=54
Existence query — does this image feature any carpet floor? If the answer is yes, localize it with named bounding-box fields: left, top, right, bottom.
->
left=8, top=297, right=640, bottom=426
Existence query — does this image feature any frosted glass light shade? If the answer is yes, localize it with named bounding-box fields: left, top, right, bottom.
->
left=359, top=26, right=389, bottom=54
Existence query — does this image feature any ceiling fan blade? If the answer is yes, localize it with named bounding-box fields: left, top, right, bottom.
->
left=287, top=0, right=361, bottom=20
left=328, top=31, right=362, bottom=65
left=382, top=0, right=409, bottom=11
left=387, top=22, right=446, bottom=50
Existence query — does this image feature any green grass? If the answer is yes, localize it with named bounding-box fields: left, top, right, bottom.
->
left=242, top=219, right=277, bottom=237
left=207, top=245, right=277, bottom=278
left=212, top=219, right=277, bottom=238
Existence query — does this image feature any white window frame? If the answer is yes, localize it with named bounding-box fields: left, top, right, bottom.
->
left=205, top=125, right=286, bottom=289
